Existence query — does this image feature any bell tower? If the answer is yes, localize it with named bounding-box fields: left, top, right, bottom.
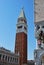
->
left=15, top=8, right=27, bottom=65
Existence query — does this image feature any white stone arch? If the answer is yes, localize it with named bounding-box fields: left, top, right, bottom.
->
left=39, top=51, right=44, bottom=65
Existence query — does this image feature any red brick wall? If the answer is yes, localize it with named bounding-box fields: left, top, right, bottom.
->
left=15, top=32, right=27, bottom=65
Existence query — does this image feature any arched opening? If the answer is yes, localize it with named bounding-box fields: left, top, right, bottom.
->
left=41, top=56, right=44, bottom=65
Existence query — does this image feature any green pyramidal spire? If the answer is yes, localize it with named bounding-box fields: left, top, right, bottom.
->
left=18, top=8, right=26, bottom=20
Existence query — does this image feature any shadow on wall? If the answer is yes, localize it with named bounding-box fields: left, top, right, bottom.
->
left=27, top=60, right=35, bottom=65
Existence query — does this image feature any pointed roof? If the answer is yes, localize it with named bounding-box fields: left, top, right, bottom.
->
left=18, top=8, right=26, bottom=20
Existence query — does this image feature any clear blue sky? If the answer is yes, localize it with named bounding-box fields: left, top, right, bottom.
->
left=0, top=0, right=36, bottom=60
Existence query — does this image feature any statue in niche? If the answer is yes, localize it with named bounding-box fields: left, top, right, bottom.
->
left=38, top=31, right=44, bottom=49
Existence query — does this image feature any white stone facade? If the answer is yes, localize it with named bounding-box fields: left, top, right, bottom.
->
left=34, top=0, right=44, bottom=22
left=34, top=0, right=44, bottom=65
left=34, top=49, right=44, bottom=65
left=0, top=47, right=19, bottom=65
